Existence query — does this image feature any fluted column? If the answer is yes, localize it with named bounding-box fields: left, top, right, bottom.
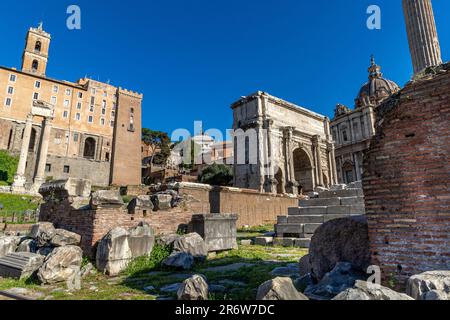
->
left=402, top=0, right=442, bottom=74
left=12, top=114, right=34, bottom=191
left=33, top=117, right=52, bottom=190
left=313, top=135, right=324, bottom=187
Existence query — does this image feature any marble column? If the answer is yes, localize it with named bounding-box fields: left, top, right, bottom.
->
left=12, top=114, right=34, bottom=191
left=33, top=117, right=52, bottom=190
left=313, top=136, right=324, bottom=187
left=330, top=144, right=338, bottom=185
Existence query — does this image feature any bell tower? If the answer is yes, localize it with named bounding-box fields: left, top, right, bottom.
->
left=402, top=0, right=442, bottom=75
left=21, top=22, right=51, bottom=76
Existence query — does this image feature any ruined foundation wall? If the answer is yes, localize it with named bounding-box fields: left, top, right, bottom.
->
left=363, top=64, right=450, bottom=290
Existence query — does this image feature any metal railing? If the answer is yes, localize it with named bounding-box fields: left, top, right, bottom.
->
left=0, top=209, right=39, bottom=225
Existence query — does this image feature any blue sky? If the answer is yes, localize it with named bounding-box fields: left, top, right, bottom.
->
left=0, top=0, right=448, bottom=138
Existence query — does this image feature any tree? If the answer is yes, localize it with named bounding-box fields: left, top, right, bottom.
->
left=198, top=163, right=233, bottom=186
left=0, top=151, right=19, bottom=185
left=142, top=128, right=171, bottom=171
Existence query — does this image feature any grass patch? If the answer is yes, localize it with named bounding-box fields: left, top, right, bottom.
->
left=125, top=244, right=172, bottom=276
left=237, top=224, right=274, bottom=234
left=0, top=193, right=40, bottom=213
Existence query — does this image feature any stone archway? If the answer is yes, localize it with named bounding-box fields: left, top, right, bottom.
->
left=293, top=148, right=314, bottom=192
left=83, top=137, right=96, bottom=159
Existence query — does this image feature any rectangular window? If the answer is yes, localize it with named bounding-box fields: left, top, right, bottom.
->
left=90, top=96, right=95, bottom=105
left=88, top=115, right=93, bottom=123
left=7, top=86, right=14, bottom=95
left=45, top=164, right=51, bottom=172
left=102, top=100, right=106, bottom=108
left=77, top=102, right=82, bottom=109
left=91, top=88, right=96, bottom=95
left=110, top=120, right=115, bottom=127
left=90, top=106, right=94, bottom=112
left=77, top=92, right=83, bottom=99
left=64, top=99, right=70, bottom=107
left=63, top=110, right=68, bottom=118
left=9, top=74, right=16, bottom=82
left=35, top=81, right=41, bottom=88
left=111, top=111, right=115, bottom=117
left=100, top=118, right=105, bottom=126
left=65, top=89, right=71, bottom=96
left=5, top=97, right=12, bottom=107
left=112, top=102, right=116, bottom=110
left=63, top=166, right=70, bottom=174
left=53, top=85, right=58, bottom=93
left=51, top=96, right=57, bottom=105
left=33, top=92, right=39, bottom=100
left=102, top=108, right=106, bottom=115
left=105, top=152, right=110, bottom=162
left=73, top=132, right=79, bottom=142
left=75, top=113, right=81, bottom=121
left=103, top=91, right=107, bottom=97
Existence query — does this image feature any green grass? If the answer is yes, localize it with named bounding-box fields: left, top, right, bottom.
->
left=237, top=224, right=274, bottom=234
left=125, top=244, right=172, bottom=275
left=0, top=193, right=40, bottom=213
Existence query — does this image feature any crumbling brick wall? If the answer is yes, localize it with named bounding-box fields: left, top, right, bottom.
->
left=363, top=63, right=450, bottom=290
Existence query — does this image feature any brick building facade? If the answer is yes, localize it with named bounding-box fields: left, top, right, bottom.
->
left=363, top=63, right=450, bottom=289
left=0, top=24, right=142, bottom=190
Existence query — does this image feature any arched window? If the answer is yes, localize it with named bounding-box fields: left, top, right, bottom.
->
left=35, top=41, right=42, bottom=52
left=32, top=60, right=39, bottom=72
left=83, top=137, right=96, bottom=159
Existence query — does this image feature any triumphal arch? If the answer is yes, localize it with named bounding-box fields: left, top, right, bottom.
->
left=231, top=91, right=337, bottom=196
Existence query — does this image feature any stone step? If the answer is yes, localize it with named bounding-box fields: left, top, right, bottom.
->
left=289, top=205, right=365, bottom=216
left=0, top=252, right=44, bottom=280
left=299, top=197, right=341, bottom=207
left=319, top=189, right=363, bottom=199
left=340, top=196, right=365, bottom=206
left=273, top=237, right=311, bottom=248
left=276, top=223, right=321, bottom=237
left=287, top=215, right=324, bottom=224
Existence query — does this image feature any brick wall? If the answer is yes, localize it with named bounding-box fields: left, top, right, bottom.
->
left=39, top=183, right=297, bottom=256
left=363, top=63, right=450, bottom=290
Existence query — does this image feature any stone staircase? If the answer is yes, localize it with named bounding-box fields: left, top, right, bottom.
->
left=274, top=185, right=365, bottom=248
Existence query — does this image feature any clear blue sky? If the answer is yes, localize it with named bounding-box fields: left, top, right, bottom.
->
left=1, top=0, right=448, bottom=138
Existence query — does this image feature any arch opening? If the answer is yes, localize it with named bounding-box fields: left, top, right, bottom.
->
left=293, top=148, right=314, bottom=193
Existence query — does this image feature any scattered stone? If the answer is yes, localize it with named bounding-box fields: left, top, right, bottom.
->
left=128, top=222, right=155, bottom=258
left=406, top=270, right=450, bottom=300
left=89, top=285, right=98, bottom=291
left=0, top=252, right=44, bottom=279
left=333, top=280, right=414, bottom=300
left=299, top=254, right=312, bottom=277
left=143, top=285, right=156, bottom=292
left=209, top=284, right=226, bottom=293
left=207, top=252, right=217, bottom=259
left=0, top=236, right=21, bottom=257
left=90, top=190, right=124, bottom=209
left=17, top=239, right=37, bottom=253
left=309, top=216, right=370, bottom=280
left=160, top=283, right=182, bottom=293
left=127, top=195, right=154, bottom=214
left=206, top=262, right=253, bottom=273
left=66, top=269, right=81, bottom=291
left=295, top=274, right=314, bottom=292
left=271, top=264, right=299, bottom=278
left=256, top=277, right=309, bottom=300
left=177, top=275, right=209, bottom=300
left=254, top=237, right=273, bottom=246
left=37, top=246, right=83, bottom=284
left=96, top=227, right=132, bottom=276
left=173, top=233, right=207, bottom=260
left=50, top=229, right=81, bottom=247
left=80, top=263, right=94, bottom=278
left=157, top=234, right=180, bottom=248
left=240, top=240, right=252, bottom=246
left=151, top=193, right=173, bottom=211
left=163, top=252, right=194, bottom=270
left=30, top=222, right=56, bottom=247
left=218, top=279, right=247, bottom=287
left=304, top=262, right=366, bottom=300
left=3, top=287, right=45, bottom=300
left=37, top=246, right=54, bottom=257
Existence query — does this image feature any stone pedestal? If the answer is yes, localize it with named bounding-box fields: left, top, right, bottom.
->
left=12, top=114, right=34, bottom=192
left=189, top=213, right=238, bottom=252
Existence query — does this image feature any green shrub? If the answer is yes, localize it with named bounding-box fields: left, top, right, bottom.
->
left=0, top=151, right=19, bottom=185
left=125, top=244, right=172, bottom=275
left=122, top=195, right=133, bottom=204
left=198, top=163, right=233, bottom=186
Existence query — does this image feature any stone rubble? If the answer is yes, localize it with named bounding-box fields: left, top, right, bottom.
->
left=406, top=271, right=450, bottom=300
left=177, top=274, right=209, bottom=300
left=256, top=277, right=309, bottom=300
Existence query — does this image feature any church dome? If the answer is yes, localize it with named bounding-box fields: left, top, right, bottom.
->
left=355, top=56, right=400, bottom=108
